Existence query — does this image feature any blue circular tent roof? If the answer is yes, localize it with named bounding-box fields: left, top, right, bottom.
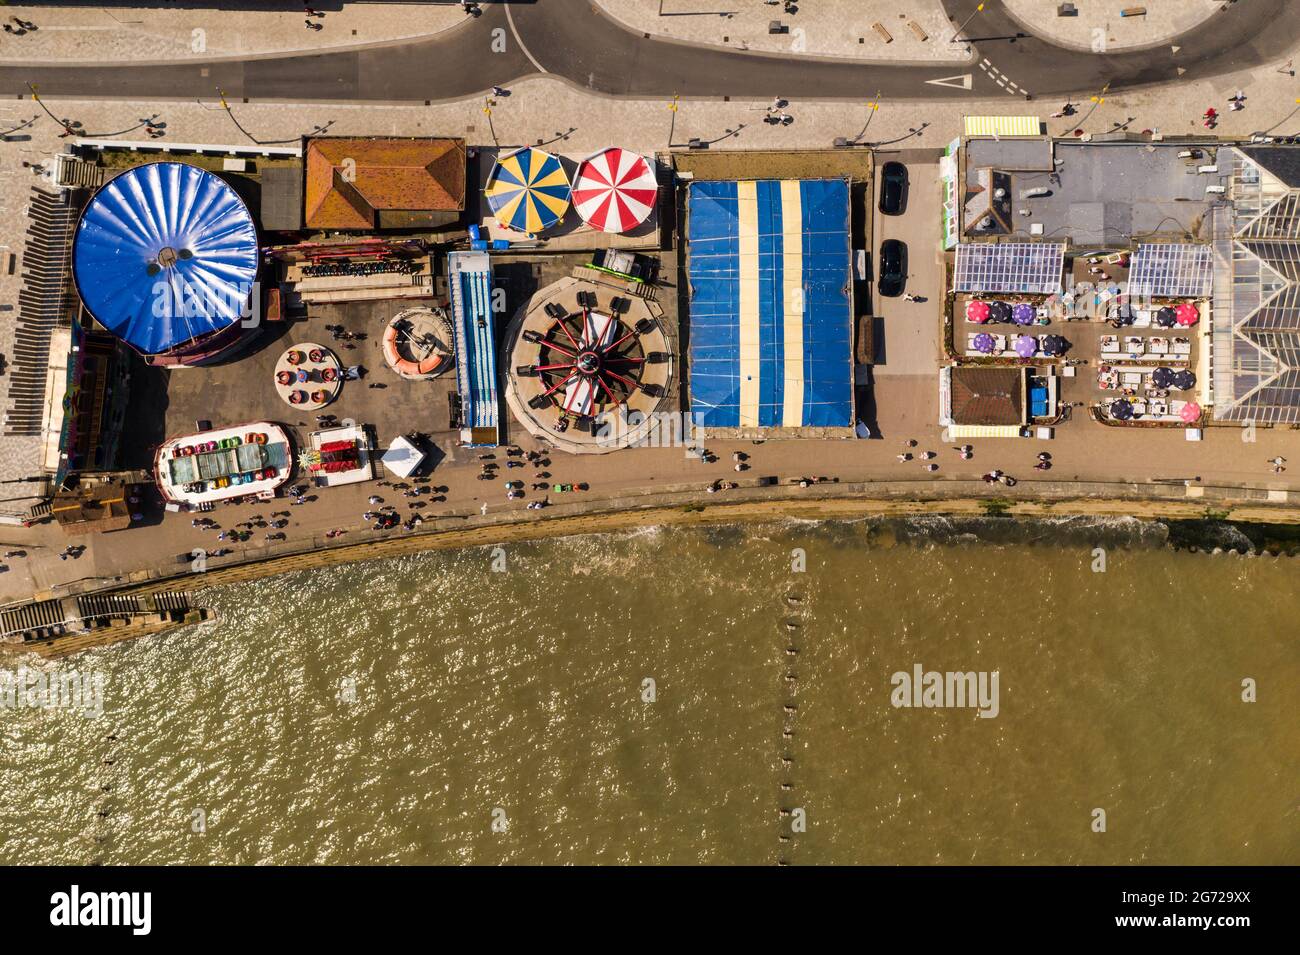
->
left=73, top=161, right=259, bottom=356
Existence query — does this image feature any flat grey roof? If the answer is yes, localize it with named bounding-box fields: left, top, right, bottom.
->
left=965, top=137, right=1054, bottom=172
left=963, top=142, right=1223, bottom=248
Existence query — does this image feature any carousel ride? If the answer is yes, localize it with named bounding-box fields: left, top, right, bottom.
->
left=505, top=276, right=673, bottom=454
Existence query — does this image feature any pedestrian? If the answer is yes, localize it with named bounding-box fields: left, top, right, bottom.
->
left=902, top=292, right=917, bottom=302
left=897, top=453, right=912, bottom=463
left=923, top=463, right=938, bottom=472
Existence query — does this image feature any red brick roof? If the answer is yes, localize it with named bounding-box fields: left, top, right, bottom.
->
left=949, top=367, right=1026, bottom=426
left=304, top=137, right=466, bottom=230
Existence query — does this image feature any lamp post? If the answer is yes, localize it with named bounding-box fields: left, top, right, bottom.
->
left=949, top=2, right=984, bottom=43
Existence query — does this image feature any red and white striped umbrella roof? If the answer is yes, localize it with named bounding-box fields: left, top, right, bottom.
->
left=572, top=148, right=657, bottom=233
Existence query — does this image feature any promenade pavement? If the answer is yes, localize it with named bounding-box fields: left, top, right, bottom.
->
left=1002, top=0, right=1220, bottom=53
left=595, top=0, right=968, bottom=62
left=5, top=383, right=1298, bottom=608
left=0, top=2, right=471, bottom=63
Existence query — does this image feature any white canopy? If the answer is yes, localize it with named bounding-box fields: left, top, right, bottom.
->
left=381, top=435, right=425, bottom=478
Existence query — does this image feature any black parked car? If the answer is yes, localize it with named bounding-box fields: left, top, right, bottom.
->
left=878, top=161, right=908, bottom=216
left=878, top=239, right=907, bottom=297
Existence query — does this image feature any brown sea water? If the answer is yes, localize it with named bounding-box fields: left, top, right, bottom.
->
left=1, top=517, right=1296, bottom=865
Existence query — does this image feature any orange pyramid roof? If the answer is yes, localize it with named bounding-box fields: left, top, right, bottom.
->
left=304, top=137, right=466, bottom=230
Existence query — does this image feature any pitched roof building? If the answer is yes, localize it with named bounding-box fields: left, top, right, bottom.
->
left=304, top=137, right=466, bottom=231
left=942, top=367, right=1027, bottom=427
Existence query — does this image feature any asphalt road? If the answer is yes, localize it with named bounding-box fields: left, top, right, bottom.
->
left=0, top=0, right=1295, bottom=105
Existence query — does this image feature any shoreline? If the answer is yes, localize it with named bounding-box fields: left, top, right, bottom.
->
left=52, top=484, right=1300, bottom=605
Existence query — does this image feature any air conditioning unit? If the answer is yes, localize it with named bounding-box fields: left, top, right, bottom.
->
left=1205, top=185, right=1227, bottom=195
left=1197, top=164, right=1219, bottom=174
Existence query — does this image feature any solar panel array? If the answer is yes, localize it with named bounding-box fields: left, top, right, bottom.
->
left=1128, top=243, right=1213, bottom=298
left=953, top=242, right=1065, bottom=295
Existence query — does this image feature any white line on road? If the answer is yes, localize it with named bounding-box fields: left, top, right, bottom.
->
left=925, top=74, right=973, bottom=90
left=505, top=4, right=548, bottom=75
left=977, top=59, right=1029, bottom=97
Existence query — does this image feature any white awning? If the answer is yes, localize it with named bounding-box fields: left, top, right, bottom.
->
left=381, top=435, right=425, bottom=477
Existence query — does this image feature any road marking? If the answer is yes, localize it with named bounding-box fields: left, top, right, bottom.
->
left=505, top=4, right=548, bottom=75
left=977, top=59, right=1030, bottom=97
left=926, top=73, right=973, bottom=90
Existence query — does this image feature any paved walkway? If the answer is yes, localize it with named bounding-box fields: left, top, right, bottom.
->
left=0, top=2, right=469, bottom=64
left=1002, top=0, right=1220, bottom=54
left=595, top=0, right=968, bottom=63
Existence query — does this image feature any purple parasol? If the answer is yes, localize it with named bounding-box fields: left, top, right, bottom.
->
left=1012, top=303, right=1036, bottom=326
left=1014, top=334, right=1038, bottom=358
left=973, top=332, right=996, bottom=354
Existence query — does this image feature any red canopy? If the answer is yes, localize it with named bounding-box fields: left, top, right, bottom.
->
left=966, top=300, right=991, bottom=323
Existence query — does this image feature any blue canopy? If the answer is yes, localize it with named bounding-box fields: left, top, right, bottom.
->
left=686, top=179, right=853, bottom=428
left=73, top=162, right=259, bottom=356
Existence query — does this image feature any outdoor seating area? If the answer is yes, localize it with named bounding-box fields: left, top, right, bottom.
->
left=964, top=298, right=1051, bottom=327
left=1096, top=361, right=1202, bottom=424
left=965, top=331, right=1072, bottom=359
left=1097, top=364, right=1198, bottom=393
left=1105, top=302, right=1202, bottom=329
left=1099, top=334, right=1194, bottom=361
left=1104, top=396, right=1202, bottom=424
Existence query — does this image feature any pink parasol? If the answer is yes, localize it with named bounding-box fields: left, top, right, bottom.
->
left=1180, top=401, right=1202, bottom=423
left=1175, top=302, right=1199, bottom=326
left=966, top=300, right=991, bottom=323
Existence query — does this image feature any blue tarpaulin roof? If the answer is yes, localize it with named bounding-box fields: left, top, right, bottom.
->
left=72, top=161, right=259, bottom=356
left=686, top=178, right=853, bottom=428
left=1030, top=384, right=1049, bottom=418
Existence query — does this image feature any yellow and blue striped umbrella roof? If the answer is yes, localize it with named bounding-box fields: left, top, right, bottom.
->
left=485, top=147, right=571, bottom=234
